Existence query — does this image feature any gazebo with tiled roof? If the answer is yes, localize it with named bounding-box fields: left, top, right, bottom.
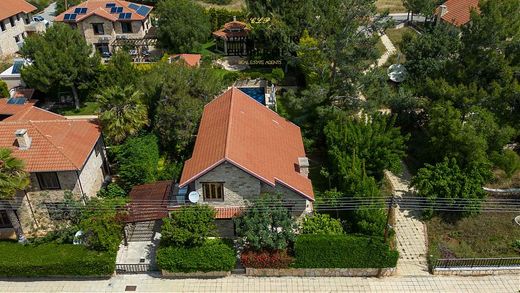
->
left=212, top=17, right=251, bottom=56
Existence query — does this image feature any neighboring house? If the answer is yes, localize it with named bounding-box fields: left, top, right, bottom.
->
left=0, top=58, right=26, bottom=90
left=0, top=97, right=109, bottom=239
left=213, top=17, right=251, bottom=56
left=55, top=0, right=153, bottom=55
left=169, top=54, right=202, bottom=68
left=436, top=0, right=479, bottom=27
left=0, top=0, right=40, bottom=56
left=178, top=87, right=314, bottom=236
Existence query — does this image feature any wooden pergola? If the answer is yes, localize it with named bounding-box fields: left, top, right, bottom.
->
left=212, top=18, right=251, bottom=56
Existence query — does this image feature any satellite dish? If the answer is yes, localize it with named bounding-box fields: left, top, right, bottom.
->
left=387, top=64, right=407, bottom=83
left=188, top=191, right=200, bottom=203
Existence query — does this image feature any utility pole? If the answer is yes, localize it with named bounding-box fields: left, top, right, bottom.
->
left=64, top=0, right=68, bottom=10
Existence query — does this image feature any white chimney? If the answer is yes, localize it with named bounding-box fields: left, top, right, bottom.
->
left=298, top=157, right=310, bottom=178
left=15, top=129, right=31, bottom=150
left=439, top=4, right=448, bottom=17
left=233, top=16, right=237, bottom=22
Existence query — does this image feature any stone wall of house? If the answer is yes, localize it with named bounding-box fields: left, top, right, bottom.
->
left=78, top=15, right=116, bottom=50
left=0, top=13, right=32, bottom=56
left=77, top=15, right=150, bottom=53
left=194, top=162, right=261, bottom=206
left=79, top=138, right=107, bottom=198
left=260, top=183, right=312, bottom=217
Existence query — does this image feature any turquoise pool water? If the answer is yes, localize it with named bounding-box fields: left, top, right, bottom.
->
left=238, top=87, right=265, bottom=105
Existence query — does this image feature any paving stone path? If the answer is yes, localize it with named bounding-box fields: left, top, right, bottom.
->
left=1, top=274, right=519, bottom=292
left=377, top=34, right=397, bottom=67
left=385, top=163, right=429, bottom=276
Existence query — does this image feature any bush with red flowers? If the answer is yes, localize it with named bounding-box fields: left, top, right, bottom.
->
left=240, top=250, right=294, bottom=268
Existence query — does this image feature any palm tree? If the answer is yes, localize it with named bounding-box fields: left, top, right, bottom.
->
left=0, top=148, right=30, bottom=243
left=96, top=85, right=149, bottom=144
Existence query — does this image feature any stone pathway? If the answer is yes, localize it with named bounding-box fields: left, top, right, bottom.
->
left=377, top=34, right=397, bottom=67
left=385, top=163, right=429, bottom=276
left=1, top=274, right=519, bottom=292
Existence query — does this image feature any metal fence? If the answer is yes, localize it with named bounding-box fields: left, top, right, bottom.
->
left=115, top=263, right=155, bottom=274
left=432, top=258, right=520, bottom=269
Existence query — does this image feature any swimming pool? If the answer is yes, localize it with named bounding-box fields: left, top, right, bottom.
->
left=238, top=87, right=265, bottom=105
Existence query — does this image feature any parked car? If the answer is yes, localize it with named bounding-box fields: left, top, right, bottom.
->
left=32, top=16, right=49, bottom=27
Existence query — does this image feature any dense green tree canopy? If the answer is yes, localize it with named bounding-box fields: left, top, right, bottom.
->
left=156, top=0, right=211, bottom=52
left=161, top=205, right=217, bottom=247
left=97, top=85, right=149, bottom=144
left=20, top=23, right=100, bottom=109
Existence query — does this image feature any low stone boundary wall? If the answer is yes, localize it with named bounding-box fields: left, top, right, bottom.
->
left=245, top=267, right=396, bottom=277
left=432, top=267, right=520, bottom=276
left=161, top=270, right=230, bottom=278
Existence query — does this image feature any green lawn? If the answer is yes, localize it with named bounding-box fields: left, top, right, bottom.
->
left=376, top=0, right=406, bottom=13
left=54, top=101, right=99, bottom=116
left=386, top=27, right=416, bottom=50
left=427, top=212, right=520, bottom=260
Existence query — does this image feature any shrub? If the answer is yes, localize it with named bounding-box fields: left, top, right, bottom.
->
left=492, top=149, right=520, bottom=178
left=352, top=206, right=387, bottom=236
left=79, top=198, right=125, bottom=252
left=0, top=242, right=115, bottom=276
left=270, top=68, right=285, bottom=83
left=234, top=195, right=296, bottom=251
left=294, top=234, right=399, bottom=268
left=240, top=250, right=294, bottom=268
left=30, top=225, right=78, bottom=245
left=301, top=213, right=344, bottom=235
left=161, top=205, right=217, bottom=247
left=157, top=239, right=236, bottom=273
left=0, top=80, right=8, bottom=98
left=97, top=183, right=126, bottom=198
left=114, top=134, right=160, bottom=191
left=513, top=240, right=520, bottom=250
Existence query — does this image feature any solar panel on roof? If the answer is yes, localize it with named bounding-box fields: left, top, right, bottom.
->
left=64, top=13, right=77, bottom=20
left=12, top=61, right=23, bottom=74
left=136, top=6, right=150, bottom=16
left=111, top=6, right=123, bottom=13
left=119, top=12, right=131, bottom=19
left=106, top=3, right=116, bottom=8
left=128, top=3, right=140, bottom=10
left=74, top=7, right=87, bottom=14
left=6, top=97, right=27, bottom=105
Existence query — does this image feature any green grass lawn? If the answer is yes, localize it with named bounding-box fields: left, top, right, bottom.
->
left=376, top=0, right=406, bottom=13
left=381, top=27, right=417, bottom=66
left=54, top=101, right=99, bottom=116
left=427, top=212, right=520, bottom=260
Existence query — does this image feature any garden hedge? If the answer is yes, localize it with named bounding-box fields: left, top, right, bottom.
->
left=0, top=242, right=115, bottom=276
left=157, top=240, right=236, bottom=273
left=294, top=235, right=399, bottom=268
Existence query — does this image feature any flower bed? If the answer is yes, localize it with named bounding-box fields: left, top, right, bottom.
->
left=240, top=250, right=294, bottom=268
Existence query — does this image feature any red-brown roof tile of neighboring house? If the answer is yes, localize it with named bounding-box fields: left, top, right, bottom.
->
left=0, top=0, right=37, bottom=21
left=440, top=0, right=479, bottom=27
left=0, top=99, right=101, bottom=172
left=0, top=98, right=65, bottom=122
left=55, top=0, right=152, bottom=23
left=179, top=87, right=314, bottom=201
left=170, top=54, right=202, bottom=67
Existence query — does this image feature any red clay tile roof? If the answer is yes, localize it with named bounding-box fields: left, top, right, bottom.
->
left=215, top=206, right=244, bottom=219
left=0, top=98, right=65, bottom=122
left=440, top=0, right=479, bottom=27
left=55, top=0, right=152, bottom=23
left=212, top=20, right=250, bottom=40
left=0, top=99, right=101, bottom=172
left=179, top=87, right=314, bottom=201
left=170, top=54, right=202, bottom=67
left=0, top=0, right=37, bottom=21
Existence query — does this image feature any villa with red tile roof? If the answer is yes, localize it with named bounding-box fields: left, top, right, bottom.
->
left=0, top=0, right=39, bottom=56
left=437, top=0, right=479, bottom=27
left=55, top=0, right=153, bottom=55
left=0, top=98, right=109, bottom=239
left=178, top=87, right=314, bottom=235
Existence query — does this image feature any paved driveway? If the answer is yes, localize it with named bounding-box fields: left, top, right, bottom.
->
left=36, top=2, right=57, bottom=24
left=1, top=274, right=519, bottom=292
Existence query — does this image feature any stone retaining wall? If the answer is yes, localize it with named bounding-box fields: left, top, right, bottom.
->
left=161, top=270, right=230, bottom=278
left=245, top=267, right=396, bottom=277
left=433, top=267, right=520, bottom=276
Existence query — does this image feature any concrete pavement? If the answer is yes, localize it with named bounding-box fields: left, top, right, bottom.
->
left=0, top=274, right=519, bottom=292
left=36, top=2, right=57, bottom=24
